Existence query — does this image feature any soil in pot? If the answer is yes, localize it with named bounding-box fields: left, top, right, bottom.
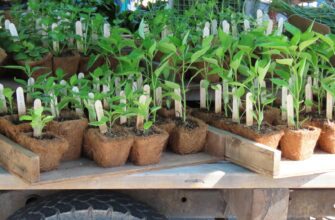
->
left=157, top=106, right=175, bottom=119
left=169, top=117, right=207, bottom=154
left=84, top=127, right=134, bottom=167
left=155, top=116, right=176, bottom=150
left=78, top=54, right=104, bottom=74
left=130, top=126, right=169, bottom=165
left=191, top=108, right=217, bottom=124
left=46, top=111, right=88, bottom=161
left=17, top=53, right=53, bottom=79
left=280, top=126, right=321, bottom=160
left=53, top=51, right=80, bottom=78
left=17, top=132, right=68, bottom=172
left=234, top=124, right=284, bottom=149
left=0, top=114, right=32, bottom=141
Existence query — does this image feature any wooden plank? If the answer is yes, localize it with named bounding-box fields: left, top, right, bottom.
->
left=37, top=152, right=222, bottom=185
left=288, top=15, right=330, bottom=35
left=208, top=127, right=281, bottom=176
left=205, top=126, right=226, bottom=157
left=0, top=134, right=40, bottom=183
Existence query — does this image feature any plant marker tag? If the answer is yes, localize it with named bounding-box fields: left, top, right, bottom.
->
left=115, top=77, right=121, bottom=95
left=307, top=76, right=312, bottom=85
left=136, top=95, right=147, bottom=129
left=143, top=84, right=150, bottom=99
left=26, top=77, right=35, bottom=104
left=137, top=74, right=143, bottom=89
left=0, top=84, right=7, bottom=113
left=223, top=80, right=229, bottom=105
left=102, top=84, right=110, bottom=109
left=222, top=20, right=230, bottom=34
left=120, top=91, right=127, bottom=125
left=132, top=81, right=138, bottom=92
left=95, top=100, right=108, bottom=134
left=174, top=87, right=182, bottom=118
left=244, top=19, right=250, bottom=31
left=75, top=20, right=84, bottom=52
left=277, top=17, right=284, bottom=36
left=205, top=21, right=210, bottom=30
left=88, top=92, right=95, bottom=114
left=203, top=26, right=210, bottom=38
left=200, top=80, right=206, bottom=109
left=305, top=83, right=312, bottom=113
left=155, top=87, right=162, bottom=107
left=50, top=92, right=59, bottom=118
left=4, top=19, right=10, bottom=30
left=214, top=84, right=222, bottom=114
left=16, top=87, right=26, bottom=116
left=52, top=23, right=59, bottom=52
left=327, top=92, right=333, bottom=120
left=232, top=88, right=239, bottom=123
left=33, top=99, right=42, bottom=110
left=9, top=23, right=19, bottom=41
left=78, top=72, right=85, bottom=80
left=313, top=77, right=318, bottom=88
left=211, top=19, right=218, bottom=35
left=281, top=87, right=288, bottom=121
left=72, top=87, right=83, bottom=116
left=287, top=94, right=294, bottom=127
left=103, top=23, right=111, bottom=38
left=257, top=9, right=263, bottom=27
left=161, top=25, right=169, bottom=39
left=266, top=19, right=273, bottom=36
left=246, top=92, right=253, bottom=126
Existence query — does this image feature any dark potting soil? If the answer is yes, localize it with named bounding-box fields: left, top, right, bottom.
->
left=174, top=118, right=199, bottom=130
left=55, top=114, right=80, bottom=122
left=11, top=117, right=25, bottom=125
left=58, top=50, right=76, bottom=57
left=155, top=115, right=172, bottom=125
left=104, top=129, right=128, bottom=139
left=29, top=133, right=56, bottom=140
left=132, top=127, right=160, bottom=137
left=245, top=124, right=279, bottom=135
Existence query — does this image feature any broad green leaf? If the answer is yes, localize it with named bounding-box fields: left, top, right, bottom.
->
left=276, top=58, right=293, bottom=66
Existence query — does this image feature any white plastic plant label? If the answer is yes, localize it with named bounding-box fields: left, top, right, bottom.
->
left=16, top=87, right=26, bottom=116
left=327, top=92, right=333, bottom=120
left=26, top=77, right=35, bottom=104
left=174, top=87, right=182, bottom=118
left=9, top=23, right=19, bottom=41
left=266, top=19, right=273, bottom=36
left=120, top=90, right=127, bottom=125
left=0, top=84, right=7, bottom=113
left=33, top=99, right=42, bottom=110
left=246, top=92, right=253, bottom=126
left=4, top=19, right=10, bottom=30
left=155, top=87, right=162, bottom=107
left=136, top=95, right=147, bottom=129
left=102, top=84, right=110, bottom=109
left=222, top=20, right=230, bottom=34
left=232, top=88, right=239, bottom=123
left=257, top=9, right=263, bottom=27
left=287, top=94, right=294, bottom=127
left=244, top=19, right=250, bottom=32
left=277, top=17, right=284, bottom=36
left=211, top=19, right=218, bottom=35
left=103, top=23, right=111, bottom=38
left=95, top=100, right=108, bottom=134
left=72, top=87, right=83, bottom=116
left=52, top=23, right=60, bottom=52
left=75, top=20, right=84, bottom=52
left=200, top=80, right=206, bottom=109
left=214, top=84, right=222, bottom=114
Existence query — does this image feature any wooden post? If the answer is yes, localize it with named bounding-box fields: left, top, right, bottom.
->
left=16, top=87, right=26, bottom=116
left=305, top=83, right=313, bottom=113
left=277, top=17, right=284, bottom=36
left=244, top=19, right=250, bottom=32
left=155, top=87, right=162, bottom=107
left=200, top=80, right=206, bottom=109
left=326, top=91, right=333, bottom=120
left=102, top=84, right=110, bottom=109
left=95, top=100, right=108, bottom=134
left=281, top=87, right=288, bottom=121
left=222, top=20, right=230, bottom=34
left=75, top=20, right=84, bottom=52
left=174, top=87, right=182, bottom=118
left=51, top=23, right=59, bottom=53
left=246, top=92, right=253, bottom=126
left=232, top=88, right=239, bottom=123
left=287, top=94, right=294, bottom=127
left=215, top=84, right=222, bottom=114
left=266, top=19, right=273, bottom=36
left=211, top=19, right=218, bottom=35
left=72, top=87, right=83, bottom=116
left=120, top=90, right=127, bottom=125
left=257, top=9, right=263, bottom=27
left=136, top=95, right=147, bottom=130
left=0, top=84, right=7, bottom=113
left=103, top=23, right=111, bottom=38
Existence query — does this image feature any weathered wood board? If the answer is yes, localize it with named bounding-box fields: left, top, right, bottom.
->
left=0, top=132, right=224, bottom=184
left=208, top=126, right=335, bottom=178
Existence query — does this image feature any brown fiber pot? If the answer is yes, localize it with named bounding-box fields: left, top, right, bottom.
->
left=53, top=52, right=80, bottom=78
left=17, top=132, right=68, bottom=172
left=234, top=125, right=284, bottom=149
left=169, top=117, right=207, bottom=154
left=191, top=109, right=215, bottom=124
left=46, top=113, right=88, bottom=161
left=280, top=126, right=321, bottom=160
left=17, top=53, right=53, bottom=79
left=209, top=117, right=239, bottom=133
left=84, top=128, right=134, bottom=167
left=78, top=55, right=104, bottom=74
left=130, top=127, right=169, bottom=165
left=156, top=119, right=176, bottom=150
left=157, top=107, right=175, bottom=118
left=0, top=115, right=31, bottom=141
left=264, top=107, right=281, bottom=125
left=307, top=120, right=335, bottom=154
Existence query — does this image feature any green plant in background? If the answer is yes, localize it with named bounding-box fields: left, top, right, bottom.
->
left=20, top=107, right=54, bottom=138
left=3, top=88, right=14, bottom=115
left=133, top=96, right=160, bottom=134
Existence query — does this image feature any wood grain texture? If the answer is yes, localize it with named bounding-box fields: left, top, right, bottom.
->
left=0, top=134, right=39, bottom=183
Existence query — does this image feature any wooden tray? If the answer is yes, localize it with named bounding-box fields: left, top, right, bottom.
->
left=209, top=126, right=335, bottom=178
left=0, top=133, right=224, bottom=183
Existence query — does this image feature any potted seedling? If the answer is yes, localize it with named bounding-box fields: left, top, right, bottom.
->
left=165, top=32, right=209, bottom=155
left=84, top=98, right=135, bottom=167
left=129, top=93, right=169, bottom=165
left=19, top=101, right=68, bottom=172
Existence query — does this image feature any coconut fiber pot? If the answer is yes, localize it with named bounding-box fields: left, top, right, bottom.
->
left=78, top=55, right=104, bottom=74
left=280, top=126, right=321, bottom=160
left=0, top=115, right=31, bottom=141
left=235, top=124, right=284, bottom=149
left=46, top=112, right=88, bottom=161
left=84, top=128, right=134, bottom=167
left=307, top=120, right=335, bottom=154
left=17, top=132, right=68, bottom=172
left=130, top=126, right=169, bottom=166
left=17, top=53, right=53, bottom=79
left=169, top=117, right=207, bottom=154
left=53, top=52, right=80, bottom=78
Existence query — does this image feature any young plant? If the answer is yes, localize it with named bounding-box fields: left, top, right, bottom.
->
left=20, top=107, right=54, bottom=138
left=3, top=88, right=14, bottom=115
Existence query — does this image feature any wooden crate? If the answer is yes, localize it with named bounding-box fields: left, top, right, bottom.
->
left=209, top=126, right=335, bottom=178
left=0, top=133, right=224, bottom=184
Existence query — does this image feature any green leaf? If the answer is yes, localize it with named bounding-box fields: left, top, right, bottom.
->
left=299, top=37, right=318, bottom=51
left=143, top=121, right=153, bottom=131
left=165, top=81, right=180, bottom=89
left=158, top=41, right=177, bottom=54
left=203, top=57, right=218, bottom=66
left=191, top=46, right=210, bottom=63
left=155, top=60, right=169, bottom=77
left=138, top=19, right=146, bottom=39
left=276, top=58, right=293, bottom=66
left=271, top=78, right=289, bottom=88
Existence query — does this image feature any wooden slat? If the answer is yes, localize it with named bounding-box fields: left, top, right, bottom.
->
left=205, top=126, right=226, bottom=157
left=208, top=127, right=281, bottom=176
left=0, top=134, right=39, bottom=183
left=288, top=15, right=331, bottom=35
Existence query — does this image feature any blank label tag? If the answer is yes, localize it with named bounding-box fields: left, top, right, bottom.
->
left=16, top=87, right=26, bottom=116
left=0, top=84, right=7, bottom=113
left=136, top=95, right=147, bottom=129
left=174, top=88, right=182, bottom=118
left=95, top=100, right=108, bottom=134
left=75, top=20, right=84, bottom=52
left=52, top=23, right=60, bottom=52
left=120, top=91, right=127, bottom=125
left=222, top=20, right=230, bottom=34
left=211, top=19, right=218, bottom=35
left=103, top=23, right=111, bottom=38
left=244, top=19, right=250, bottom=31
